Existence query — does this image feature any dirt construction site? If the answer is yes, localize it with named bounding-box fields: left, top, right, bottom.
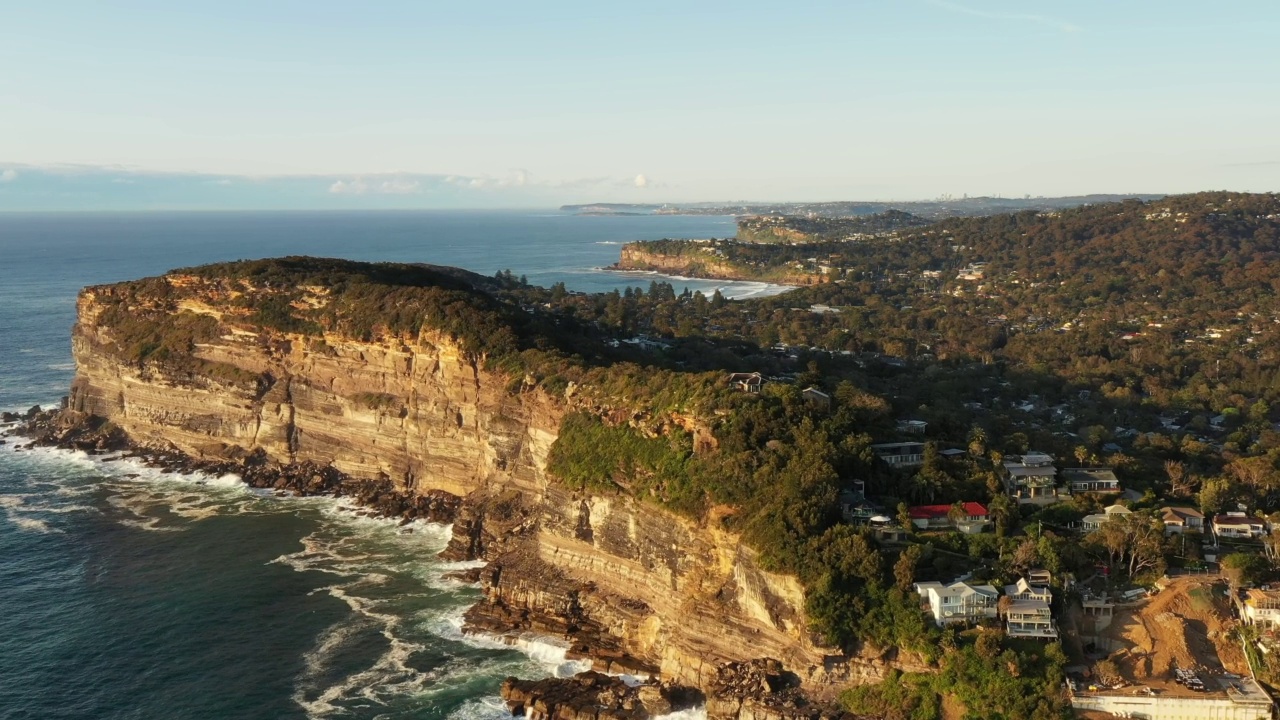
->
left=1096, top=576, right=1249, bottom=695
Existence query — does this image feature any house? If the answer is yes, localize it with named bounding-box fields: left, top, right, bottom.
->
left=1061, top=468, right=1121, bottom=494
left=914, top=580, right=999, bottom=626
left=801, top=386, right=831, bottom=410
left=1161, top=507, right=1205, bottom=535
left=1003, top=578, right=1058, bottom=639
left=897, top=419, right=928, bottom=434
left=727, top=372, right=764, bottom=393
left=839, top=483, right=879, bottom=524
left=1003, top=453, right=1061, bottom=505
left=870, top=441, right=925, bottom=469
left=1213, top=512, right=1267, bottom=539
left=939, top=448, right=967, bottom=459
left=1081, top=504, right=1132, bottom=531
left=868, top=515, right=908, bottom=543
left=908, top=502, right=990, bottom=534
left=1241, top=589, right=1280, bottom=628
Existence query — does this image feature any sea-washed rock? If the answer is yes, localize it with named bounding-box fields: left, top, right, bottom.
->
left=501, top=671, right=699, bottom=720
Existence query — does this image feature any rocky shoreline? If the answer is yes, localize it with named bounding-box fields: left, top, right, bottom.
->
left=3, top=405, right=871, bottom=720
left=499, top=660, right=874, bottom=720
left=5, top=405, right=462, bottom=525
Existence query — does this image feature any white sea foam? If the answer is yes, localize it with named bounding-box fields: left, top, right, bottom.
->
left=294, top=580, right=437, bottom=718
left=1, top=433, right=582, bottom=718
left=5, top=514, right=58, bottom=533
left=447, top=696, right=515, bottom=720
left=656, top=707, right=709, bottom=720
left=428, top=604, right=592, bottom=678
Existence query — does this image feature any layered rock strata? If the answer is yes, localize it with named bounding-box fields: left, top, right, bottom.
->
left=31, top=272, right=903, bottom=716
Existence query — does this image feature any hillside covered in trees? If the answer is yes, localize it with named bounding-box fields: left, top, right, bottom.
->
left=87, top=193, right=1280, bottom=718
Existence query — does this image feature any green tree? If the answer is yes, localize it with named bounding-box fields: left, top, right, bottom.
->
left=894, top=545, right=923, bottom=592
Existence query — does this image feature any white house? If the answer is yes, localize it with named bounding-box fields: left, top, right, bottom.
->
left=914, top=581, right=999, bottom=626
left=1161, top=507, right=1205, bottom=535
left=1213, top=512, right=1267, bottom=539
left=1003, top=577, right=1058, bottom=638
left=1081, top=504, right=1132, bottom=532
left=727, top=372, right=764, bottom=393
left=1242, top=589, right=1280, bottom=628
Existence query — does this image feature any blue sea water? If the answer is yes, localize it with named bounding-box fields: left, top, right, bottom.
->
left=0, top=211, right=756, bottom=720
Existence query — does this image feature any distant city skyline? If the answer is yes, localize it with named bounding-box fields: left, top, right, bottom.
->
left=2, top=1, right=1278, bottom=210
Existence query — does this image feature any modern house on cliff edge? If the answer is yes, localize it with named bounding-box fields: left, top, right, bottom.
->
left=1003, top=577, right=1058, bottom=639
left=914, top=581, right=998, bottom=626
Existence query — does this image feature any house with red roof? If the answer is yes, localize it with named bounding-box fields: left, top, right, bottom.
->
left=909, top=502, right=990, bottom=534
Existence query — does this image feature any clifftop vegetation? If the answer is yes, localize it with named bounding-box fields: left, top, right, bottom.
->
left=79, top=193, right=1280, bottom=718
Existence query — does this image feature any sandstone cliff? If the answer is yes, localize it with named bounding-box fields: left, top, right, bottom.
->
left=613, top=245, right=824, bottom=286
left=56, top=266, right=901, bottom=704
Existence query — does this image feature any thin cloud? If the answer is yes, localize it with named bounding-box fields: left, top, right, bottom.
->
left=329, top=178, right=368, bottom=195
left=928, top=0, right=1081, bottom=33
left=634, top=174, right=649, bottom=189
left=0, top=169, right=17, bottom=183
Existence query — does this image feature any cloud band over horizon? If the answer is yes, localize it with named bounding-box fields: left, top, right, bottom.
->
left=0, top=164, right=663, bottom=211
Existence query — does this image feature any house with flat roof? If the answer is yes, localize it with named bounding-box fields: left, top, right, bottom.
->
left=914, top=580, right=998, bottom=626
left=1061, top=467, right=1121, bottom=494
left=1161, top=506, right=1205, bottom=535
left=1003, top=577, right=1057, bottom=638
left=1003, top=453, right=1062, bottom=505
left=896, top=419, right=927, bottom=434
left=871, top=441, right=925, bottom=469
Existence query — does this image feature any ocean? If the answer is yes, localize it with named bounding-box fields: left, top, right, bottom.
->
left=0, top=211, right=773, bottom=720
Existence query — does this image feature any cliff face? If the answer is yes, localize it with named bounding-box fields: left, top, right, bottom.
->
left=62, top=278, right=888, bottom=698
left=69, top=288, right=559, bottom=498
left=614, top=245, right=824, bottom=286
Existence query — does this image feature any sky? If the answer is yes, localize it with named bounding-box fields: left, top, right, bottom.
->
left=1, top=0, right=1278, bottom=210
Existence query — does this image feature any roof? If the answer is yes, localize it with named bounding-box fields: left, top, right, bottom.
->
left=1214, top=513, right=1265, bottom=526
left=872, top=441, right=925, bottom=451
left=1004, top=578, right=1051, bottom=598
left=1244, top=588, right=1280, bottom=605
left=1082, top=505, right=1131, bottom=526
left=801, top=386, right=830, bottom=399
left=909, top=502, right=988, bottom=520
left=726, top=372, right=763, bottom=383
left=1061, top=468, right=1120, bottom=483
left=914, top=580, right=998, bottom=600
left=1018, top=452, right=1056, bottom=465
left=1161, top=506, right=1204, bottom=523
left=1005, top=465, right=1057, bottom=478
left=939, top=448, right=967, bottom=457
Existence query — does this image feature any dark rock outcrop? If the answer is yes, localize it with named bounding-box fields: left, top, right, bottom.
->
left=501, top=672, right=700, bottom=720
